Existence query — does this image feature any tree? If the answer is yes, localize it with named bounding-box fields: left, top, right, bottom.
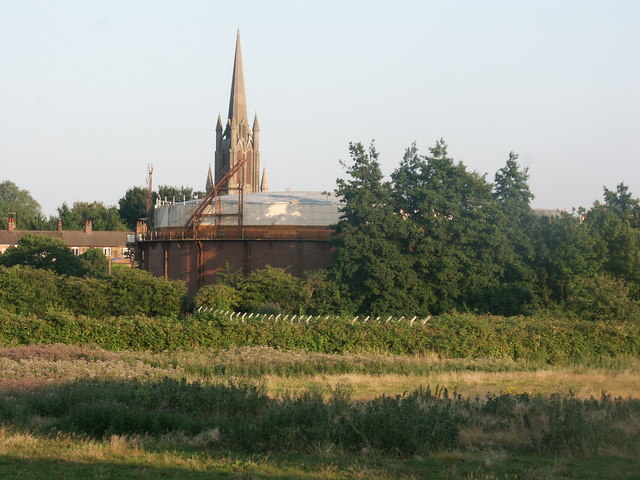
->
left=391, top=140, right=510, bottom=313
left=532, top=213, right=602, bottom=306
left=0, top=180, right=53, bottom=230
left=493, top=152, right=534, bottom=214
left=331, top=142, right=429, bottom=316
left=586, top=203, right=640, bottom=298
left=79, top=248, right=109, bottom=278
left=118, top=186, right=150, bottom=231
left=603, top=182, right=640, bottom=226
left=157, top=185, right=195, bottom=202
left=491, top=152, right=539, bottom=313
left=0, top=234, right=85, bottom=276
left=57, top=201, right=127, bottom=231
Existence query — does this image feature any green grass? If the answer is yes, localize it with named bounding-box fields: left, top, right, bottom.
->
left=1, top=344, right=639, bottom=479
left=1, top=430, right=639, bottom=479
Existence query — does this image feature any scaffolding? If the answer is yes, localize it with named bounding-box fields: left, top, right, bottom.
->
left=182, top=152, right=248, bottom=239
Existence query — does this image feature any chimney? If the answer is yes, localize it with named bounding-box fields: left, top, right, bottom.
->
left=57, top=220, right=63, bottom=232
left=7, top=217, right=15, bottom=232
left=136, top=220, right=146, bottom=235
left=84, top=220, right=92, bottom=233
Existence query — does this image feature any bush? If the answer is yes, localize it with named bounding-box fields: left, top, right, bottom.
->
left=0, top=265, right=61, bottom=316
left=0, top=234, right=85, bottom=276
left=566, top=273, right=640, bottom=322
left=58, top=275, right=110, bottom=318
left=238, top=266, right=310, bottom=314
left=194, top=283, right=240, bottom=311
left=107, top=268, right=187, bottom=317
left=79, top=248, right=109, bottom=277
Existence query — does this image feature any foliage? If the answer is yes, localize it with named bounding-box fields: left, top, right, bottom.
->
left=1, top=308, right=638, bottom=360
left=302, top=270, right=350, bottom=315
left=57, top=201, right=127, bottom=231
left=118, top=186, right=150, bottom=230
left=0, top=180, right=54, bottom=230
left=0, top=234, right=85, bottom=276
left=566, top=273, right=640, bottom=322
left=0, top=266, right=61, bottom=316
left=0, top=265, right=186, bottom=319
left=331, top=142, right=426, bottom=316
left=107, top=268, right=187, bottom=317
left=0, top=374, right=638, bottom=459
left=58, top=275, right=110, bottom=318
left=237, top=266, right=310, bottom=314
left=79, top=248, right=109, bottom=278
left=157, top=185, right=197, bottom=202
left=194, top=283, right=240, bottom=311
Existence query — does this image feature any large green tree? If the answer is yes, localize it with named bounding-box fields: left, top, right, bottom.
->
left=0, top=181, right=54, bottom=230
left=391, top=140, right=512, bottom=314
left=532, top=213, right=602, bottom=306
left=57, top=201, right=127, bottom=231
left=118, top=186, right=149, bottom=230
left=491, top=152, right=539, bottom=313
left=0, top=234, right=85, bottom=276
left=331, top=142, right=429, bottom=316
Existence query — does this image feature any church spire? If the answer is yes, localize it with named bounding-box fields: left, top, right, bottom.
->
left=206, top=165, right=214, bottom=194
left=214, top=30, right=260, bottom=193
left=227, top=29, right=248, bottom=128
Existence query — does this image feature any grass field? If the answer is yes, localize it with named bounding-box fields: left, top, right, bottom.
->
left=1, top=344, right=639, bottom=479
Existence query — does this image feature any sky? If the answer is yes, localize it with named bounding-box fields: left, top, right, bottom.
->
left=0, top=0, right=639, bottom=217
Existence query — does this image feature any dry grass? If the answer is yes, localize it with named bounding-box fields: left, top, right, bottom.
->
left=1, top=344, right=639, bottom=401
left=263, top=368, right=640, bottom=400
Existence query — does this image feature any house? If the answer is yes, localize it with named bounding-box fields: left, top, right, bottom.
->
left=0, top=218, right=132, bottom=263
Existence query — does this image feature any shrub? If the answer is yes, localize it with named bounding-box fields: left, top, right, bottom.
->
left=0, top=265, right=61, bottom=316
left=107, top=268, right=187, bottom=317
left=238, top=266, right=311, bottom=314
left=194, top=283, right=240, bottom=311
left=0, top=234, right=84, bottom=276
left=566, top=273, right=640, bottom=322
left=58, top=275, right=110, bottom=318
left=79, top=248, right=109, bottom=277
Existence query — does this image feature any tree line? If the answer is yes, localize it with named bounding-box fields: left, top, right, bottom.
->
left=0, top=181, right=203, bottom=232
left=325, top=140, right=640, bottom=318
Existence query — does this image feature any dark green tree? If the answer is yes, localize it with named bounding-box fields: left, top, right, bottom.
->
left=157, top=185, right=195, bottom=202
left=603, top=182, right=640, bottom=226
left=532, top=213, right=602, bottom=306
left=332, top=142, right=429, bottom=316
left=491, top=152, right=539, bottom=313
left=79, top=248, right=109, bottom=278
left=0, top=181, right=55, bottom=230
left=57, top=201, right=127, bottom=231
left=391, top=140, right=509, bottom=313
left=586, top=198, right=640, bottom=299
left=0, top=234, right=85, bottom=276
left=118, top=186, right=150, bottom=231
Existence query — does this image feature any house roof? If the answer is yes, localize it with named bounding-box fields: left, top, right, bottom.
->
left=0, top=230, right=131, bottom=247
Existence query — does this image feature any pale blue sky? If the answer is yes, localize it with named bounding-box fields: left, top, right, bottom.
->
left=1, top=0, right=638, bottom=216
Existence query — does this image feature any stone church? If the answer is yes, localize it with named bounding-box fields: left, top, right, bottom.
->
left=135, top=31, right=341, bottom=294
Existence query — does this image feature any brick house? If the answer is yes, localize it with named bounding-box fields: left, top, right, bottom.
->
left=0, top=218, right=132, bottom=263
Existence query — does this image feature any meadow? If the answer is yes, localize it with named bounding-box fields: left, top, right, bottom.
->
left=0, top=343, right=639, bottom=479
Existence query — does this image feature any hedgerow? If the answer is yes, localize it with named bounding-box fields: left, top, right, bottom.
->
left=0, top=309, right=638, bottom=361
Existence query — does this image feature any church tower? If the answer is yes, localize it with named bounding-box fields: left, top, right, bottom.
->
left=214, top=30, right=261, bottom=193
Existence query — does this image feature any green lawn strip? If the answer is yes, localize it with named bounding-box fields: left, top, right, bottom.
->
left=1, top=442, right=640, bottom=480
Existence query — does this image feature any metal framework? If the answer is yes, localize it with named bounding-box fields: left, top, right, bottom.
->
left=182, top=153, right=248, bottom=238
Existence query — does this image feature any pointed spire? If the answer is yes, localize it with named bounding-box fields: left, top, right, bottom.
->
left=216, top=113, right=223, bottom=131
left=227, top=29, right=248, bottom=127
left=206, top=165, right=214, bottom=194
left=252, top=112, right=260, bottom=132
left=260, top=168, right=269, bottom=192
